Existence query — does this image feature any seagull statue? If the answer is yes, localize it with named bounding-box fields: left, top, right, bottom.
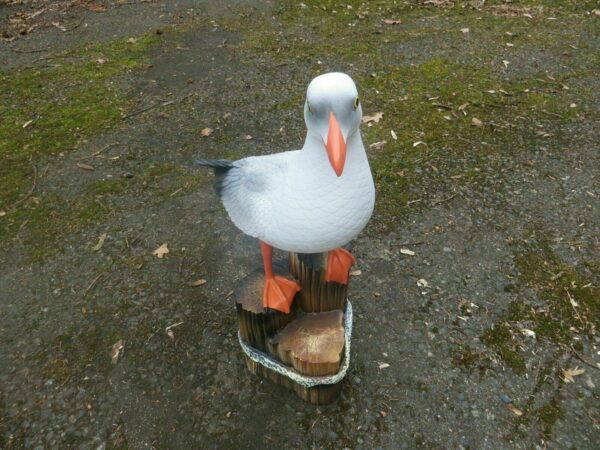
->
left=196, top=72, right=375, bottom=314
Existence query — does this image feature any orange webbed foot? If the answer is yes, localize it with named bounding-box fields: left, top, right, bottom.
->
left=325, top=248, right=356, bottom=285
left=262, top=275, right=300, bottom=314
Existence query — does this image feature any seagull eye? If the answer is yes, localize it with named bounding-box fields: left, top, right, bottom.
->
left=353, top=97, right=360, bottom=110
left=307, top=102, right=313, bottom=114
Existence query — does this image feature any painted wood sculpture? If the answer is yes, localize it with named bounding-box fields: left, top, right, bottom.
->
left=197, top=73, right=375, bottom=404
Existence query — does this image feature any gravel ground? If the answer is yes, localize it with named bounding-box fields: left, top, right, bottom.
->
left=1, top=1, right=598, bottom=449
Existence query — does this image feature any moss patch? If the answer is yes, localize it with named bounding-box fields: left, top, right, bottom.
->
left=480, top=229, right=597, bottom=376
left=0, top=34, right=161, bottom=255
left=481, top=323, right=526, bottom=374
left=0, top=34, right=158, bottom=212
left=515, top=233, right=598, bottom=343
left=536, top=395, right=563, bottom=440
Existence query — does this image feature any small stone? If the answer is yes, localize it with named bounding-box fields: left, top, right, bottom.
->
left=123, top=172, right=134, bottom=178
left=499, top=394, right=512, bottom=404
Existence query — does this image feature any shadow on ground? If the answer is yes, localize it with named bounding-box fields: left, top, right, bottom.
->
left=0, top=1, right=598, bottom=449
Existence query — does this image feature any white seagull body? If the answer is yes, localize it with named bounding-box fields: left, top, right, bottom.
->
left=219, top=132, right=374, bottom=253
left=197, top=73, right=375, bottom=312
left=204, top=72, right=375, bottom=254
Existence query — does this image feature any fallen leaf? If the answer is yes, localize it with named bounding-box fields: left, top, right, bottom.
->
left=502, top=60, right=510, bottom=69
left=380, top=410, right=387, bottom=417
left=593, top=9, right=600, bottom=16
left=413, top=141, right=426, bottom=147
left=96, top=58, right=107, bottom=64
left=506, top=42, right=514, bottom=47
left=369, top=141, right=387, bottom=150
left=378, top=363, right=390, bottom=369
left=390, top=129, right=397, bottom=140
left=562, top=367, right=585, bottom=383
left=362, top=112, right=384, bottom=124
left=166, top=329, right=175, bottom=340
left=110, top=340, right=124, bottom=364
left=471, top=117, right=483, bottom=127
left=536, top=130, right=554, bottom=138
left=127, top=37, right=137, bottom=44
left=201, top=127, right=213, bottom=137
left=92, top=233, right=107, bottom=251
left=569, top=103, right=577, bottom=108
left=22, top=119, right=33, bottom=128
left=521, top=328, right=536, bottom=337
left=190, top=278, right=207, bottom=287
left=76, top=163, right=94, bottom=171
left=87, top=3, right=107, bottom=13
left=153, top=243, right=169, bottom=258
left=349, top=270, right=362, bottom=277
left=383, top=19, right=402, bottom=25
left=417, top=278, right=429, bottom=288
left=506, top=404, right=523, bottom=416
left=0, top=211, right=6, bottom=217
left=460, top=27, right=470, bottom=33
left=52, top=21, right=66, bottom=31
left=458, top=103, right=469, bottom=115
left=244, top=135, right=253, bottom=140
left=400, top=248, right=415, bottom=256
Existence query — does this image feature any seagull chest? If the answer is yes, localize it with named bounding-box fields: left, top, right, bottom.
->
left=267, top=155, right=375, bottom=253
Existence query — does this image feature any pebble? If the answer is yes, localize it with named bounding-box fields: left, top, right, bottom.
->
left=499, top=394, right=512, bottom=404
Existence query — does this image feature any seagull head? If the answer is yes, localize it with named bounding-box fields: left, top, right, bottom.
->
left=304, top=72, right=362, bottom=177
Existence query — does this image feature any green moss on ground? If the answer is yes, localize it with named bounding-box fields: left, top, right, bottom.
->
left=0, top=34, right=158, bottom=204
left=89, top=163, right=208, bottom=199
left=536, top=396, right=563, bottom=440
left=479, top=230, right=597, bottom=374
left=0, top=34, right=160, bottom=256
left=514, top=235, right=599, bottom=343
left=481, top=323, right=526, bottom=374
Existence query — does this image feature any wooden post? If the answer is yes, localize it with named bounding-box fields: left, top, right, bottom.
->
left=235, top=253, right=351, bottom=405
left=289, top=252, right=348, bottom=312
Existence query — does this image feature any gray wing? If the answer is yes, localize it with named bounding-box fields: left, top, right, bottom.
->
left=219, top=153, right=293, bottom=239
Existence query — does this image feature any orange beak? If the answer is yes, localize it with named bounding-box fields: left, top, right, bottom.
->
left=325, top=112, right=347, bottom=177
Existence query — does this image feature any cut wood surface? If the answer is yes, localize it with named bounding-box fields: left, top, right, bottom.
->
left=268, top=309, right=345, bottom=377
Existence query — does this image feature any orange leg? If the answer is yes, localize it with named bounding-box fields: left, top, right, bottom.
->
left=325, top=248, right=356, bottom=285
left=260, top=241, right=300, bottom=314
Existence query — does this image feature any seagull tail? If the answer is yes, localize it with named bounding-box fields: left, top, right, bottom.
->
left=194, top=159, right=234, bottom=197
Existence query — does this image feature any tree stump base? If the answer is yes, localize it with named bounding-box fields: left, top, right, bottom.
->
left=235, top=261, right=294, bottom=353
left=243, top=355, right=344, bottom=405
left=235, top=254, right=353, bottom=405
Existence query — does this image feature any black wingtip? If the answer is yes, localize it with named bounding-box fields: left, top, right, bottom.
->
left=195, top=159, right=234, bottom=171
left=194, top=158, right=234, bottom=197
